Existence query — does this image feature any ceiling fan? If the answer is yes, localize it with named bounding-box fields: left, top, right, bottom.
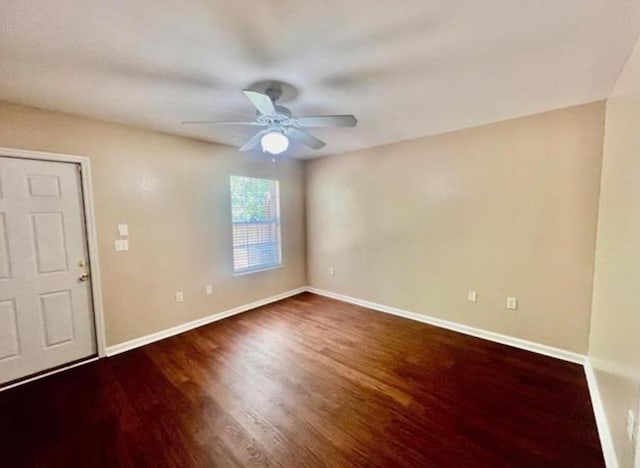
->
left=182, top=82, right=357, bottom=155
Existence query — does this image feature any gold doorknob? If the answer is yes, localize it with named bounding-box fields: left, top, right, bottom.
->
left=78, top=273, right=90, bottom=282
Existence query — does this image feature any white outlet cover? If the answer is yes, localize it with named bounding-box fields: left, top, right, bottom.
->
left=507, top=297, right=518, bottom=310
left=115, top=239, right=129, bottom=252
left=206, top=285, right=213, bottom=295
left=467, top=291, right=477, bottom=302
left=117, top=223, right=129, bottom=237
left=175, top=291, right=184, bottom=303
left=329, top=267, right=335, bottom=277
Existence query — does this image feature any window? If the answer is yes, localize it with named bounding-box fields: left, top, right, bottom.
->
left=230, top=175, right=282, bottom=274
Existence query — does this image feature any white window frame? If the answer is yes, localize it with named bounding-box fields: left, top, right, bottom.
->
left=230, top=175, right=283, bottom=276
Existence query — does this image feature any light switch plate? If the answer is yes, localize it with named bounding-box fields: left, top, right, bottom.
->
left=329, top=267, right=335, bottom=277
left=206, top=285, right=213, bottom=295
left=115, top=239, right=129, bottom=252
left=467, top=291, right=477, bottom=302
left=506, top=297, right=518, bottom=310
left=175, top=291, right=184, bottom=303
left=117, top=224, right=129, bottom=237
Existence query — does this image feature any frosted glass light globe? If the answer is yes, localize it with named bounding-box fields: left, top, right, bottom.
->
left=261, top=131, right=289, bottom=155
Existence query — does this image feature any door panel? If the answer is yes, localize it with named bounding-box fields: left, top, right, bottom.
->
left=0, top=299, right=19, bottom=360
left=0, top=214, right=10, bottom=279
left=26, top=174, right=61, bottom=198
left=0, top=156, right=96, bottom=385
left=40, top=290, right=74, bottom=347
left=30, top=212, right=68, bottom=273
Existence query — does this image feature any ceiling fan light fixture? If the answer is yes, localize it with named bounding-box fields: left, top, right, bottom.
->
left=261, top=131, right=289, bottom=154
left=182, top=85, right=357, bottom=154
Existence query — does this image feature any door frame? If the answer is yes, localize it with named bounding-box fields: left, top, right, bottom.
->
left=0, top=146, right=107, bottom=366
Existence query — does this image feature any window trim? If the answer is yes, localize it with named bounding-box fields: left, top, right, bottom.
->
left=232, top=263, right=284, bottom=277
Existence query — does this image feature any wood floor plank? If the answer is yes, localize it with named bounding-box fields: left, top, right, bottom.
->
left=0, top=292, right=604, bottom=467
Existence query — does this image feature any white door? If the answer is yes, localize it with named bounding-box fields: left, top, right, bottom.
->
left=0, top=156, right=96, bottom=385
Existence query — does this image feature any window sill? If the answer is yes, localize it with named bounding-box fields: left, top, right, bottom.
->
left=233, top=264, right=284, bottom=277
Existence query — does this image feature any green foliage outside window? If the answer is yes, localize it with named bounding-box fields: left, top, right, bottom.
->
left=230, top=176, right=278, bottom=222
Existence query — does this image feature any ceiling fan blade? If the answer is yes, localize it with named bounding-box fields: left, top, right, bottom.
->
left=285, top=128, right=326, bottom=150
left=181, top=120, right=264, bottom=126
left=239, top=130, right=269, bottom=152
left=293, top=115, right=357, bottom=127
left=242, top=90, right=277, bottom=116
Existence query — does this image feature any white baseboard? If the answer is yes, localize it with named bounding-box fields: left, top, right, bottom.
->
left=304, top=287, right=586, bottom=364
left=105, top=287, right=306, bottom=356
left=584, top=359, right=619, bottom=468
left=108, top=284, right=586, bottom=363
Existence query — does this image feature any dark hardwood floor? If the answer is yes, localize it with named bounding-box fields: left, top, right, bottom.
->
left=0, top=292, right=604, bottom=467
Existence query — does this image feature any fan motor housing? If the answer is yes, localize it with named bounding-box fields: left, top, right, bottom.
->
left=246, top=80, right=299, bottom=104
left=256, top=105, right=292, bottom=126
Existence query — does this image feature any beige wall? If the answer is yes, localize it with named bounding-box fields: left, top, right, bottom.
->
left=589, top=39, right=640, bottom=467
left=0, top=101, right=306, bottom=346
left=306, top=102, right=605, bottom=354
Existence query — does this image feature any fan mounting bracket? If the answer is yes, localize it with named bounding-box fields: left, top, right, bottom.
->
left=246, top=80, right=299, bottom=104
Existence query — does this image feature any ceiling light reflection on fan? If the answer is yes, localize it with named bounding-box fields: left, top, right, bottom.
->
left=261, top=131, right=289, bottom=154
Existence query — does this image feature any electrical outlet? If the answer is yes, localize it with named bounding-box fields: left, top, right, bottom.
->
left=506, top=297, right=518, bottom=310
left=205, top=284, right=213, bottom=295
left=329, top=267, right=335, bottom=277
left=175, top=291, right=184, bottom=303
left=467, top=291, right=477, bottom=302
left=114, top=239, right=129, bottom=252
left=628, top=409, right=637, bottom=442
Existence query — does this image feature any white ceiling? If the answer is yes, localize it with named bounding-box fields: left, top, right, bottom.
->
left=1, top=0, right=639, bottom=159
left=613, top=32, right=640, bottom=98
